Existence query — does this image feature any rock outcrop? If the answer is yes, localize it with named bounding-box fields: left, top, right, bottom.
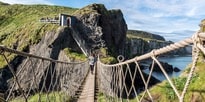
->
left=1, top=2, right=194, bottom=100
left=0, top=3, right=128, bottom=98
left=0, top=27, right=89, bottom=97
left=73, top=3, right=127, bottom=56
left=149, top=61, right=173, bottom=73
left=126, top=33, right=191, bottom=57
left=149, top=61, right=181, bottom=73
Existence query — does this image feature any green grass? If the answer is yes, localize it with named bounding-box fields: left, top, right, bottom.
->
left=98, top=92, right=121, bottom=102
left=100, top=56, right=117, bottom=64
left=98, top=92, right=107, bottom=102
left=63, top=48, right=87, bottom=61
left=10, top=92, right=71, bottom=102
left=73, top=3, right=108, bottom=16
left=0, top=3, right=78, bottom=68
left=127, top=33, right=165, bottom=43
left=98, top=48, right=117, bottom=64
left=200, top=19, right=205, bottom=32
left=127, top=30, right=165, bottom=41
left=133, top=54, right=205, bottom=101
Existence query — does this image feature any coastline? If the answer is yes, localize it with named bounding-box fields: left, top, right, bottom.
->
left=142, top=55, right=192, bottom=81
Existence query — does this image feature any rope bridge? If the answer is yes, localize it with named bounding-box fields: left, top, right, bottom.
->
left=0, top=31, right=204, bottom=102
left=97, top=32, right=205, bottom=102
left=0, top=46, right=89, bottom=102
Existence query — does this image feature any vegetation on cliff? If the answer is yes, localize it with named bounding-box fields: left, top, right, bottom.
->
left=99, top=48, right=117, bottom=64
left=0, top=3, right=77, bottom=68
left=133, top=19, right=205, bottom=101
left=63, top=48, right=87, bottom=61
left=10, top=92, right=71, bottom=102
left=200, top=19, right=205, bottom=32
left=73, top=3, right=107, bottom=16
left=133, top=53, right=205, bottom=102
left=2, top=1, right=204, bottom=102
left=127, top=30, right=165, bottom=41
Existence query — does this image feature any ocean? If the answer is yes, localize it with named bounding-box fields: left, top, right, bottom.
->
left=143, top=55, right=192, bottom=81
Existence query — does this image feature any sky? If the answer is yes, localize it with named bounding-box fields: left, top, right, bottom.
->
left=1, top=0, right=205, bottom=42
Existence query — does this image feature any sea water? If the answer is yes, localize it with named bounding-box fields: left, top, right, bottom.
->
left=143, top=55, right=192, bottom=81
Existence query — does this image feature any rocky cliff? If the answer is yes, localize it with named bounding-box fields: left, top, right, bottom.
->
left=0, top=3, right=128, bottom=98
left=140, top=19, right=205, bottom=102
left=0, top=27, right=89, bottom=96
left=0, top=3, right=80, bottom=94
left=127, top=30, right=165, bottom=41
left=73, top=4, right=127, bottom=56
left=0, top=2, right=196, bottom=100
left=126, top=30, right=191, bottom=57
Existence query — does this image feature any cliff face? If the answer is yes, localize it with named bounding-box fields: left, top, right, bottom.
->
left=73, top=4, right=127, bottom=55
left=0, top=27, right=88, bottom=95
left=0, top=3, right=77, bottom=68
left=126, top=38, right=166, bottom=56
left=0, top=3, right=127, bottom=97
left=127, top=30, right=165, bottom=41
left=0, top=2, right=195, bottom=99
left=0, top=3, right=80, bottom=94
left=126, top=31, right=191, bottom=57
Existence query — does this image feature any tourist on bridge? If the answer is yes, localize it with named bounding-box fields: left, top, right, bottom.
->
left=88, top=53, right=96, bottom=74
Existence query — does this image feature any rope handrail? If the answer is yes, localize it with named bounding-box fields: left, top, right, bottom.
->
left=0, top=45, right=87, bottom=64
left=98, top=32, right=205, bottom=66
left=0, top=45, right=90, bottom=101
left=97, top=31, right=205, bottom=102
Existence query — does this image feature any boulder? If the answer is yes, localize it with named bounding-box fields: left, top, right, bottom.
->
left=149, top=61, right=173, bottom=73
left=173, top=67, right=181, bottom=72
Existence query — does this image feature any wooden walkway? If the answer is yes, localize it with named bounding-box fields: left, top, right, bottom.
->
left=77, top=69, right=95, bottom=102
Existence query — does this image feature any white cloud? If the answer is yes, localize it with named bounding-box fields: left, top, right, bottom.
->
left=1, top=0, right=205, bottom=41
left=0, top=0, right=53, bottom=5
left=99, top=0, right=205, bottom=40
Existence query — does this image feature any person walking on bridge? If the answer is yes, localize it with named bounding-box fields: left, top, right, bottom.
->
left=88, top=53, right=95, bottom=74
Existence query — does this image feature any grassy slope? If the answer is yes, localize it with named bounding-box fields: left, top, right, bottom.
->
left=127, top=30, right=165, bottom=42
left=11, top=92, right=71, bottom=102
left=63, top=48, right=87, bottom=61
left=127, top=54, right=205, bottom=102
left=145, top=54, right=205, bottom=102
left=0, top=3, right=77, bottom=68
left=0, top=2, right=80, bottom=101
left=97, top=56, right=205, bottom=102
left=134, top=19, right=205, bottom=102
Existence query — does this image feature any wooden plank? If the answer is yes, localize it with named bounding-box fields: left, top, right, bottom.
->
left=77, top=68, right=95, bottom=102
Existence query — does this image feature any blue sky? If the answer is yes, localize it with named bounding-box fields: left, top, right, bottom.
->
left=1, top=0, right=205, bottom=42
